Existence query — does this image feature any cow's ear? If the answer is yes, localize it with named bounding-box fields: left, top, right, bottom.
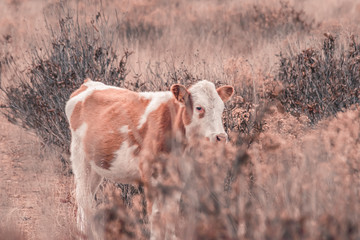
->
left=217, top=85, right=234, bottom=102
left=171, top=84, right=190, bottom=104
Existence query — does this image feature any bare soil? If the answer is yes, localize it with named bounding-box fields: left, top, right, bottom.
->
left=0, top=115, right=75, bottom=240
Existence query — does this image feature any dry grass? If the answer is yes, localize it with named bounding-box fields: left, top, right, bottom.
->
left=0, top=0, right=359, bottom=239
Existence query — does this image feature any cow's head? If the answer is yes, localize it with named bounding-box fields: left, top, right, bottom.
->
left=171, top=80, right=234, bottom=142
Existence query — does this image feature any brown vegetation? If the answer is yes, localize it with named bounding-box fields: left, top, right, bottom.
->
left=0, top=0, right=359, bottom=239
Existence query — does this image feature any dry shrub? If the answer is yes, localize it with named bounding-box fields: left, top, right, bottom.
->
left=277, top=34, right=360, bottom=123
left=92, top=182, right=147, bottom=240
left=222, top=56, right=273, bottom=143
left=246, top=106, right=360, bottom=239
left=91, top=137, right=249, bottom=240
left=0, top=6, right=131, bottom=155
left=93, top=104, right=360, bottom=239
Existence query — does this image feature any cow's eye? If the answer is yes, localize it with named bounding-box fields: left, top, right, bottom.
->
left=196, top=107, right=202, bottom=111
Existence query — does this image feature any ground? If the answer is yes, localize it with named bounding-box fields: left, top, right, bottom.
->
left=0, top=115, right=75, bottom=239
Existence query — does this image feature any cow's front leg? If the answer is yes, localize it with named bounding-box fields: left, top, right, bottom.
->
left=148, top=188, right=181, bottom=240
left=146, top=177, right=181, bottom=240
left=140, top=168, right=164, bottom=239
left=138, top=151, right=160, bottom=239
left=164, top=191, right=181, bottom=240
left=149, top=197, right=162, bottom=240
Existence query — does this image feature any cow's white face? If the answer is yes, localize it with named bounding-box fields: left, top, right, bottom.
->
left=171, top=80, right=234, bottom=142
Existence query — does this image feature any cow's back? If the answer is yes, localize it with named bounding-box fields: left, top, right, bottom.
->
left=66, top=80, right=151, bottom=176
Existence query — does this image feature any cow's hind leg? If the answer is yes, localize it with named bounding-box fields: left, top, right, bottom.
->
left=73, top=161, right=102, bottom=238
left=71, top=129, right=102, bottom=238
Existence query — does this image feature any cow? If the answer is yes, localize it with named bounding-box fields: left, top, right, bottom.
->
left=65, top=78, right=234, bottom=239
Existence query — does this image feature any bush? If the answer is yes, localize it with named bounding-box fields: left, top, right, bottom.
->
left=92, top=138, right=250, bottom=240
left=229, top=1, right=314, bottom=39
left=277, top=34, right=360, bottom=122
left=1, top=8, right=132, bottom=155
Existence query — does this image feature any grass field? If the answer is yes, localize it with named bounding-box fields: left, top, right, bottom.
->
left=0, top=0, right=359, bottom=239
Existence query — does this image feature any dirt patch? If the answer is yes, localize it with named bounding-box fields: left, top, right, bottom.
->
left=0, top=115, right=76, bottom=240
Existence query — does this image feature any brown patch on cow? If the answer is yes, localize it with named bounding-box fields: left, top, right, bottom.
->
left=138, top=96, right=191, bottom=159
left=142, top=99, right=179, bottom=154
left=199, top=111, right=205, bottom=118
left=70, top=84, right=88, bottom=98
left=182, top=94, right=193, bottom=125
left=216, top=85, right=235, bottom=102
left=90, top=129, right=125, bottom=169
left=129, top=96, right=189, bottom=162
left=70, top=102, right=84, bottom=130
left=197, top=106, right=205, bottom=119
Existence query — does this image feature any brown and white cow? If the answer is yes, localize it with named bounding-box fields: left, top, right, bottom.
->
left=65, top=79, right=234, bottom=239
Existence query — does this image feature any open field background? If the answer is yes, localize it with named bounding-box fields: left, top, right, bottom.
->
left=0, top=0, right=360, bottom=239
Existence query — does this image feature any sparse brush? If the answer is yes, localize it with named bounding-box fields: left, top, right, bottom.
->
left=277, top=34, right=360, bottom=122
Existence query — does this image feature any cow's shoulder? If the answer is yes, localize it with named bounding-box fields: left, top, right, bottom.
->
left=66, top=80, right=131, bottom=130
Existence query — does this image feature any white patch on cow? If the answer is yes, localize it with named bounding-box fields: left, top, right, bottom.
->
left=70, top=123, right=88, bottom=180
left=91, top=141, right=140, bottom=183
left=137, top=91, right=173, bottom=129
left=65, top=79, right=120, bottom=120
left=186, top=80, right=227, bottom=141
left=69, top=123, right=89, bottom=232
left=119, top=125, right=130, bottom=134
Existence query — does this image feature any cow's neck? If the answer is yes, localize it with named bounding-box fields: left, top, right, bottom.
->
left=174, top=104, right=187, bottom=139
left=155, top=98, right=188, bottom=153
left=173, top=98, right=193, bottom=144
